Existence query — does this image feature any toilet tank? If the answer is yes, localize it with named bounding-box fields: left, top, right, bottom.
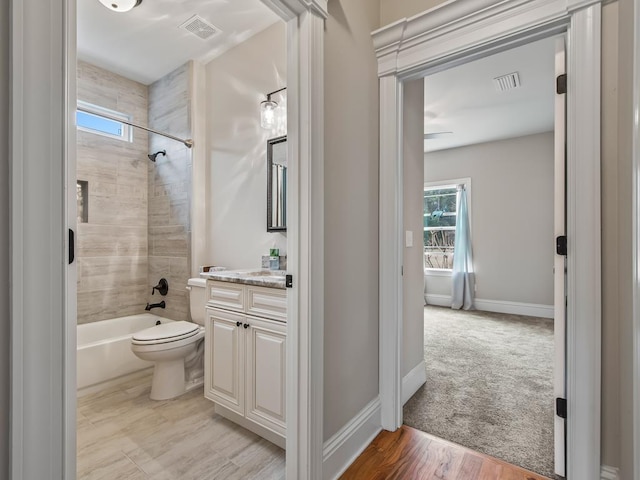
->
left=187, top=278, right=207, bottom=326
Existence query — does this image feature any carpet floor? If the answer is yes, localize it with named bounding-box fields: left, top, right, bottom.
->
left=403, top=306, right=555, bottom=478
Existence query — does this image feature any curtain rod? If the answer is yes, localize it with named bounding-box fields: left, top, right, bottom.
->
left=78, top=107, right=194, bottom=149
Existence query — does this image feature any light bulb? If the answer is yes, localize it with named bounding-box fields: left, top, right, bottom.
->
left=260, top=99, right=278, bottom=130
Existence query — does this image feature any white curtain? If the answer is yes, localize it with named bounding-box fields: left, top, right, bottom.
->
left=451, top=184, right=475, bottom=310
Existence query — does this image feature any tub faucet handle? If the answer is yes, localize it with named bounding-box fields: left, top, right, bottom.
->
left=152, top=278, right=169, bottom=296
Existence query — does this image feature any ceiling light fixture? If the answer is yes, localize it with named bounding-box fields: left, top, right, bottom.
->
left=98, top=0, right=142, bottom=13
left=260, top=87, right=286, bottom=130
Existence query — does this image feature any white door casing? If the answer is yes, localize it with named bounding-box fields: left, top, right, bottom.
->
left=373, top=1, right=602, bottom=478
left=553, top=35, right=567, bottom=478
left=10, top=1, right=327, bottom=480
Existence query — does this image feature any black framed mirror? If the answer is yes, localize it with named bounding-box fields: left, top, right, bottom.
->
left=267, top=135, right=287, bottom=232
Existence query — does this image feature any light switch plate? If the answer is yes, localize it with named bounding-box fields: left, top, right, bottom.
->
left=405, top=230, right=413, bottom=247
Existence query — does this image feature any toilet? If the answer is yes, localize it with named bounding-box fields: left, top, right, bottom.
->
left=131, top=277, right=207, bottom=400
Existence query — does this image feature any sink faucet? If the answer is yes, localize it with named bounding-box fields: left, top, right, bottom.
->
left=145, top=301, right=166, bottom=311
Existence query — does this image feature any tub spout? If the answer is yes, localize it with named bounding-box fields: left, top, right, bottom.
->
left=145, top=301, right=166, bottom=311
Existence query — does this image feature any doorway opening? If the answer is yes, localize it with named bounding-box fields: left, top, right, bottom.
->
left=374, top=1, right=602, bottom=478
left=74, top=1, right=289, bottom=478
left=401, top=36, right=561, bottom=479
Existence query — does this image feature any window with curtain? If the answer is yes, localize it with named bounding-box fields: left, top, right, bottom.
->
left=423, top=178, right=471, bottom=271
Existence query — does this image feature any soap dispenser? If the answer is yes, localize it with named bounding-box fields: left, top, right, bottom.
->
left=269, top=247, right=280, bottom=270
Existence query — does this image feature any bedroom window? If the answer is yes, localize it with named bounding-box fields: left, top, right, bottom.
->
left=424, top=178, right=471, bottom=271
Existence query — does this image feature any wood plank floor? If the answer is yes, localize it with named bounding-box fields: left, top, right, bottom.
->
left=340, top=426, right=551, bottom=480
left=77, top=372, right=284, bottom=480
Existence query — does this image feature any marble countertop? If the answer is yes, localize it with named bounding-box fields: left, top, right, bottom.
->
left=200, top=269, right=287, bottom=290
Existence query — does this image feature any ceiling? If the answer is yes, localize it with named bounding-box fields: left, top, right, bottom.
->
left=77, top=0, right=280, bottom=85
left=424, top=36, right=557, bottom=152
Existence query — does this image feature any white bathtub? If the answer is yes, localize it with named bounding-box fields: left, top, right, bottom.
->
left=77, top=313, right=175, bottom=391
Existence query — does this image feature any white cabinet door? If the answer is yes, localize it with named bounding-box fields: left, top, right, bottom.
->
left=245, top=316, right=287, bottom=435
left=205, top=308, right=244, bottom=416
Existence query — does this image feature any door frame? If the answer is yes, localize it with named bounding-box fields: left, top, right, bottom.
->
left=9, top=1, right=326, bottom=479
left=373, top=0, right=602, bottom=478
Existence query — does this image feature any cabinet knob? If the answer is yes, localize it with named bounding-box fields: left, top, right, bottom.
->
left=243, top=323, right=250, bottom=329
left=236, top=321, right=242, bottom=327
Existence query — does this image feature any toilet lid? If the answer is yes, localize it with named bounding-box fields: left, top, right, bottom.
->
left=132, top=321, right=200, bottom=344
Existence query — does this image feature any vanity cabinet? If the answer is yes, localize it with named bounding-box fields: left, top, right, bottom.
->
left=205, top=280, right=286, bottom=447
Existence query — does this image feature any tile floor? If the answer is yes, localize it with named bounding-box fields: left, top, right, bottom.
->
left=77, top=373, right=285, bottom=480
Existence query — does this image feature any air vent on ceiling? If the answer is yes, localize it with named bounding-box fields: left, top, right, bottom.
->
left=493, top=72, right=521, bottom=92
left=179, top=15, right=219, bottom=41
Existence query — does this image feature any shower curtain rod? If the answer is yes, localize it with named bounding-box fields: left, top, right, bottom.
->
left=78, top=107, right=194, bottom=149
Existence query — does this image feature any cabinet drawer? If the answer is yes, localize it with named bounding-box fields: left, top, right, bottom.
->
left=207, top=281, right=245, bottom=312
left=247, top=286, right=287, bottom=322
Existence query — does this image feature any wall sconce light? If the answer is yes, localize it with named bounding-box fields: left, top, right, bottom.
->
left=260, top=87, right=287, bottom=130
left=98, top=0, right=142, bottom=13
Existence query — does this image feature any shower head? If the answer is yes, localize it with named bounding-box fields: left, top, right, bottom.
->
left=148, top=150, right=166, bottom=162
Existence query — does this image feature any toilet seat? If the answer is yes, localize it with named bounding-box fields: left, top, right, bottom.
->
left=132, top=321, right=200, bottom=346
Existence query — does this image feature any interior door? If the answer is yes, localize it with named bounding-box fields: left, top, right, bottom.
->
left=553, top=35, right=567, bottom=478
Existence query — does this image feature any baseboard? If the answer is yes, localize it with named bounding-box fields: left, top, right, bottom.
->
left=425, top=293, right=452, bottom=307
left=402, top=360, right=426, bottom=405
left=425, top=294, right=554, bottom=319
left=601, top=465, right=620, bottom=480
left=322, top=397, right=382, bottom=480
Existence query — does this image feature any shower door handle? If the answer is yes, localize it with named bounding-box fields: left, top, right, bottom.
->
left=68, top=229, right=75, bottom=264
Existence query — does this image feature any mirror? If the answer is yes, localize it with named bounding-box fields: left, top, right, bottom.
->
left=267, top=135, right=287, bottom=232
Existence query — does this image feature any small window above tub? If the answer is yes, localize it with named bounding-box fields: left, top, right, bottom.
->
left=76, top=100, right=132, bottom=142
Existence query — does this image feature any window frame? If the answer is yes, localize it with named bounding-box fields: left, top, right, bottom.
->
left=76, top=100, right=132, bottom=142
left=423, top=177, right=471, bottom=275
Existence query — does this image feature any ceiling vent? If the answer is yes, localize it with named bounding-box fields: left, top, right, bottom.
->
left=493, top=72, right=521, bottom=92
left=179, top=15, right=219, bottom=41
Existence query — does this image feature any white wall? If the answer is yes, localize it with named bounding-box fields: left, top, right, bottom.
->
left=324, top=0, right=381, bottom=441
left=403, top=79, right=425, bottom=378
left=205, top=23, right=287, bottom=270
left=0, top=0, right=8, bottom=475
left=424, top=132, right=555, bottom=308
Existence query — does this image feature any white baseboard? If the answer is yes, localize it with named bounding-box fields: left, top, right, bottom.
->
left=402, top=360, right=426, bottom=405
left=425, top=294, right=554, bottom=319
left=322, top=397, right=382, bottom=480
left=601, top=465, right=620, bottom=480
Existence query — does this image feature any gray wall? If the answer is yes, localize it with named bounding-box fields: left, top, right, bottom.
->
left=76, top=61, right=149, bottom=324
left=380, top=0, right=444, bottom=24
left=424, top=132, right=555, bottom=307
left=403, top=79, right=426, bottom=378
left=324, top=0, right=381, bottom=441
left=615, top=0, right=634, bottom=476
left=148, top=63, right=193, bottom=322
left=205, top=23, right=287, bottom=270
left=0, top=0, right=8, bottom=475
left=601, top=1, right=622, bottom=468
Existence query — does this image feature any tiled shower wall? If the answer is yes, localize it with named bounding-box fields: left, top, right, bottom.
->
left=147, top=63, right=193, bottom=321
left=76, top=61, right=149, bottom=324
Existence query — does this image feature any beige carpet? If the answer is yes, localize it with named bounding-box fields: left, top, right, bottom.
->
left=403, top=306, right=555, bottom=478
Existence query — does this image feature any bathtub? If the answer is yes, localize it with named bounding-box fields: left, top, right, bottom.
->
left=77, top=313, right=175, bottom=392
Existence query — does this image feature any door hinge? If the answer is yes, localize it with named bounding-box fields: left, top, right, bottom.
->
left=285, top=274, right=293, bottom=288
left=556, top=397, right=567, bottom=419
left=556, top=235, right=567, bottom=256
left=556, top=74, right=567, bottom=94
